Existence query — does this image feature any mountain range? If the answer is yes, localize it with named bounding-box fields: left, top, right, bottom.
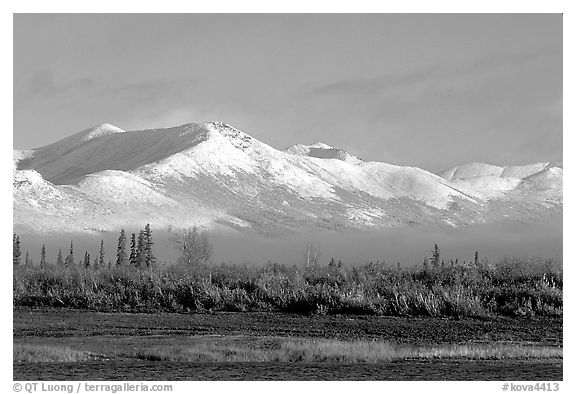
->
left=13, top=122, right=562, bottom=234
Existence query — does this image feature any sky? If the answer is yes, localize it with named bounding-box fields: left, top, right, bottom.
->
left=13, top=14, right=562, bottom=172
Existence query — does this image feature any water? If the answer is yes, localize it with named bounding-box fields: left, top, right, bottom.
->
left=14, top=360, right=562, bottom=381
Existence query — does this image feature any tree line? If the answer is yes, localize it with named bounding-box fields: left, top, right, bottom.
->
left=13, top=224, right=213, bottom=269
left=13, top=224, right=157, bottom=269
left=13, top=230, right=475, bottom=273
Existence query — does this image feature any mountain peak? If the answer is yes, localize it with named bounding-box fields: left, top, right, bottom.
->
left=13, top=120, right=562, bottom=233
left=309, top=142, right=334, bottom=149
left=200, top=121, right=256, bottom=150
left=82, top=123, right=125, bottom=141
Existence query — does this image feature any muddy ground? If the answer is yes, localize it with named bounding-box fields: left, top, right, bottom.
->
left=13, top=308, right=563, bottom=381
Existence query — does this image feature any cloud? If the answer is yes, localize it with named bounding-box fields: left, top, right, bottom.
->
left=120, top=105, right=252, bottom=133
left=15, top=69, right=94, bottom=100
left=310, top=48, right=561, bottom=99
left=100, top=77, right=197, bottom=105
left=299, top=47, right=562, bottom=172
left=15, top=70, right=196, bottom=108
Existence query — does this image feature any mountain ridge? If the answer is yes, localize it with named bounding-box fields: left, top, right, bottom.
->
left=13, top=121, right=562, bottom=234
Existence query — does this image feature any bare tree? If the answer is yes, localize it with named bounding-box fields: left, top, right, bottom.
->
left=169, top=226, right=213, bottom=266
left=304, top=242, right=320, bottom=268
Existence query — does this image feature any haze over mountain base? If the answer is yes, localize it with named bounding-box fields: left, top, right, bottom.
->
left=17, top=217, right=561, bottom=267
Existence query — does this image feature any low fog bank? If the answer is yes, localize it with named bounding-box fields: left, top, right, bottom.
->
left=16, top=218, right=562, bottom=268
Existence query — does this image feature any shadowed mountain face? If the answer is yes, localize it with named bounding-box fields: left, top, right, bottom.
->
left=13, top=122, right=562, bottom=235
left=17, top=123, right=209, bottom=185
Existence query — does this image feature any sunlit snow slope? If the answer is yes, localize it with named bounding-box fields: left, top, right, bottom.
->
left=14, top=122, right=562, bottom=233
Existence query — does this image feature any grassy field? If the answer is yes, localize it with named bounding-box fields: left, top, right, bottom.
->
left=14, top=339, right=561, bottom=364
left=13, top=344, right=94, bottom=363
left=13, top=309, right=562, bottom=380
left=13, top=256, right=562, bottom=318
left=134, top=340, right=562, bottom=363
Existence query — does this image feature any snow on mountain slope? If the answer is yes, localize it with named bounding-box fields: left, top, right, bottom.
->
left=141, top=124, right=473, bottom=207
left=13, top=121, right=562, bottom=234
left=517, top=164, right=563, bottom=194
left=82, top=123, right=125, bottom=141
left=438, top=161, right=562, bottom=200
left=13, top=168, right=112, bottom=232
left=13, top=149, right=34, bottom=171
left=440, top=162, right=505, bottom=180
left=440, top=161, right=551, bottom=181
left=79, top=170, right=179, bottom=207
left=447, top=176, right=522, bottom=199
left=17, top=123, right=206, bottom=184
left=286, top=143, right=363, bottom=165
left=360, top=162, right=480, bottom=208
left=502, top=163, right=549, bottom=179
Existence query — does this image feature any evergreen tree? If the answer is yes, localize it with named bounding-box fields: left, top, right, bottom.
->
left=116, top=230, right=127, bottom=266
left=430, top=243, right=440, bottom=271
left=65, top=241, right=74, bottom=266
left=56, top=248, right=64, bottom=267
left=83, top=251, right=91, bottom=268
left=474, top=250, right=480, bottom=267
left=25, top=251, right=31, bottom=267
left=96, top=240, right=105, bottom=270
left=143, top=223, right=156, bottom=268
left=40, top=244, right=47, bottom=269
left=13, top=234, right=22, bottom=266
left=136, top=230, right=145, bottom=268
left=129, top=233, right=137, bottom=266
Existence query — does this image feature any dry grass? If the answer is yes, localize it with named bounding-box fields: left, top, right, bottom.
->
left=14, top=338, right=561, bottom=364
left=13, top=344, right=94, bottom=363
left=136, top=339, right=562, bottom=363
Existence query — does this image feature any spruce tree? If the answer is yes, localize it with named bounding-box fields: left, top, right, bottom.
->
left=83, top=251, right=91, bottom=268
left=40, top=244, right=47, bottom=269
left=13, top=234, right=21, bottom=266
left=430, top=244, right=440, bottom=271
left=143, top=223, right=156, bottom=268
left=65, top=241, right=74, bottom=266
left=25, top=251, right=31, bottom=267
left=116, top=230, right=127, bottom=266
left=96, top=240, right=105, bottom=270
left=136, top=230, right=145, bottom=268
left=129, top=233, right=136, bottom=266
left=56, top=248, right=64, bottom=267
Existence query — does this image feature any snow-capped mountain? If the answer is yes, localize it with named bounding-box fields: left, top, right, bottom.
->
left=13, top=122, right=562, bottom=234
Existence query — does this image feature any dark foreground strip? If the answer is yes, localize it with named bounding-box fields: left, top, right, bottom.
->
left=14, top=360, right=562, bottom=381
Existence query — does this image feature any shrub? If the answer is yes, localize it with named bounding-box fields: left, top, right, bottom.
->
left=13, top=256, right=562, bottom=317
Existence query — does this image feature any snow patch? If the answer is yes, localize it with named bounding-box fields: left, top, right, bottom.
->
left=286, top=143, right=362, bottom=165
left=83, top=123, right=125, bottom=141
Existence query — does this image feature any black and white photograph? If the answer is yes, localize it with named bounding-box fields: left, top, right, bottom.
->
left=8, top=8, right=567, bottom=387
